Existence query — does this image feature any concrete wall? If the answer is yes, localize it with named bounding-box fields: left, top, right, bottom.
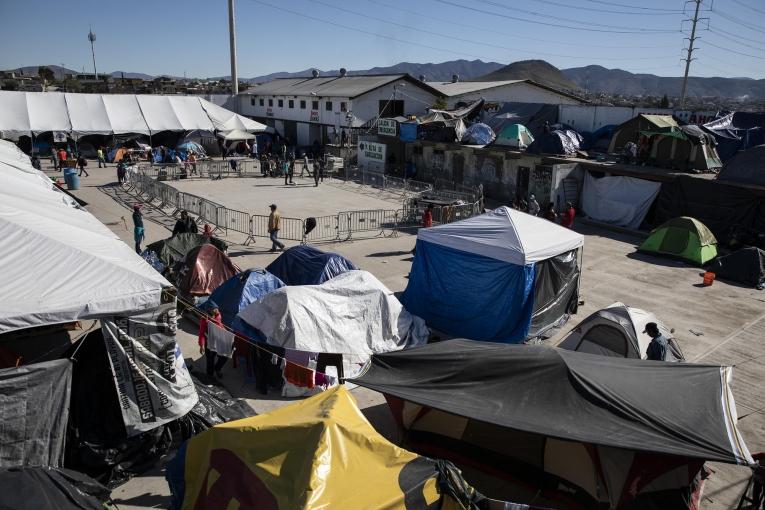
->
left=446, top=82, right=582, bottom=108
left=559, top=105, right=719, bottom=133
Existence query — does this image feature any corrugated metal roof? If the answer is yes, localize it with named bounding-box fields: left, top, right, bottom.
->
left=425, top=80, right=525, bottom=96
left=245, top=75, right=410, bottom=98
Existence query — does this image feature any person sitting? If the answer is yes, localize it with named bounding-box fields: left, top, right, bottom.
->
left=173, top=210, right=198, bottom=235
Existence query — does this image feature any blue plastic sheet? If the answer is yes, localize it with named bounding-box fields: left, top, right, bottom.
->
left=401, top=239, right=535, bottom=343
left=266, top=245, right=357, bottom=286
left=205, top=269, right=284, bottom=339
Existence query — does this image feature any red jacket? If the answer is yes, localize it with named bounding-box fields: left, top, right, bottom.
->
left=198, top=312, right=222, bottom=348
left=561, top=207, right=575, bottom=229
left=422, top=209, right=433, bottom=228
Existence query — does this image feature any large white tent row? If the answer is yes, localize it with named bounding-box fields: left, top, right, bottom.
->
left=0, top=91, right=267, bottom=139
left=0, top=139, right=171, bottom=332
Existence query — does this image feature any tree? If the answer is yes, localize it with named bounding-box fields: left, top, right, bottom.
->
left=431, top=96, right=448, bottom=110
left=38, top=66, right=55, bottom=83
left=659, top=94, right=670, bottom=109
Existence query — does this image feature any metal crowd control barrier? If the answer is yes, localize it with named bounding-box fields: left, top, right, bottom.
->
left=304, top=215, right=340, bottom=243
left=340, top=209, right=399, bottom=240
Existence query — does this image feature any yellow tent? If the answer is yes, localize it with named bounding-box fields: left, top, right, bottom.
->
left=173, top=385, right=487, bottom=509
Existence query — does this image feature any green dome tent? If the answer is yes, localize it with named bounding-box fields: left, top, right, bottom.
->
left=639, top=217, right=718, bottom=265
left=495, top=123, right=534, bottom=149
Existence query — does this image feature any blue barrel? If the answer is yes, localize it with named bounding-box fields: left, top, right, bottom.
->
left=63, top=168, right=80, bottom=190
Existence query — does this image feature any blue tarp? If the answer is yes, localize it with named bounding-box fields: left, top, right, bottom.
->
left=401, top=239, right=536, bottom=343
left=266, top=245, right=358, bottom=286
left=206, top=269, right=284, bottom=339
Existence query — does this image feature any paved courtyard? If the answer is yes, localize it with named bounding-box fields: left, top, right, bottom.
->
left=48, top=162, right=764, bottom=509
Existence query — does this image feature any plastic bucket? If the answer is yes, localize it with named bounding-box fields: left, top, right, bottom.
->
left=703, top=271, right=715, bottom=286
left=67, top=173, right=81, bottom=190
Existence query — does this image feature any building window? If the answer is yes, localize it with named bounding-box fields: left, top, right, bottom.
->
left=278, top=99, right=283, bottom=108
left=268, top=99, right=273, bottom=107
left=340, top=101, right=347, bottom=112
left=250, top=97, right=255, bottom=106
left=288, top=99, right=294, bottom=109
left=325, top=101, right=333, bottom=111
left=300, top=100, right=306, bottom=109
left=379, top=99, right=404, bottom=117
left=259, top=98, right=264, bottom=106
left=312, top=100, right=319, bottom=110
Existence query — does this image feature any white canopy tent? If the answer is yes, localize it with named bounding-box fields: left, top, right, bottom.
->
left=0, top=91, right=267, bottom=140
left=418, top=206, right=584, bottom=265
left=0, top=140, right=171, bottom=333
left=217, top=129, right=256, bottom=141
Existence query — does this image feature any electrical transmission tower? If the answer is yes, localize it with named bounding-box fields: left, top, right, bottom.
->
left=680, top=0, right=707, bottom=109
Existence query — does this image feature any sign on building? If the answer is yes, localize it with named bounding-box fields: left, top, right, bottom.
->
left=53, top=131, right=67, bottom=143
left=310, top=110, right=320, bottom=123
left=266, top=107, right=274, bottom=117
left=377, top=118, right=397, bottom=137
left=358, top=140, right=387, bottom=170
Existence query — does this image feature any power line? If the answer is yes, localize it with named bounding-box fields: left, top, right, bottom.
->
left=481, top=0, right=683, bottom=30
left=528, top=0, right=685, bottom=15
left=435, top=0, right=680, bottom=33
left=712, top=8, right=765, bottom=35
left=708, top=26, right=765, bottom=46
left=366, top=0, right=674, bottom=48
left=311, top=0, right=679, bottom=61
left=727, top=0, right=765, bottom=16
left=702, top=39, right=765, bottom=59
left=708, top=29, right=765, bottom=52
left=580, top=0, right=686, bottom=11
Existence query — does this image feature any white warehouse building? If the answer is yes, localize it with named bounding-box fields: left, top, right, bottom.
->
left=239, top=73, right=442, bottom=147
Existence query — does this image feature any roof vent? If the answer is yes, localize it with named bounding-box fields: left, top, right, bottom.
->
left=312, top=69, right=320, bottom=78
left=419, top=74, right=426, bottom=82
left=339, top=68, right=347, bottom=77
left=452, top=74, right=460, bottom=83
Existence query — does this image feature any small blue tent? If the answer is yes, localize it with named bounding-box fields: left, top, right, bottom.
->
left=206, top=269, right=285, bottom=338
left=266, top=245, right=357, bottom=286
left=401, top=207, right=584, bottom=343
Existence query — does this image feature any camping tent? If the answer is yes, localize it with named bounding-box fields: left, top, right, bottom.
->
left=581, top=171, right=661, bottom=229
left=175, top=244, right=240, bottom=297
left=352, top=340, right=753, bottom=509
left=647, top=124, right=723, bottom=171
left=639, top=216, right=718, bottom=265
left=709, top=247, right=765, bottom=289
left=266, top=245, right=357, bottom=286
left=494, top=123, right=534, bottom=149
left=206, top=269, right=285, bottom=337
left=703, top=112, right=765, bottom=161
left=0, top=467, right=110, bottom=510
left=0, top=91, right=267, bottom=140
left=165, top=385, right=500, bottom=510
left=608, top=114, right=678, bottom=153
left=145, top=233, right=227, bottom=268
left=461, top=122, right=496, bottom=145
left=717, top=145, right=765, bottom=186
left=557, top=302, right=684, bottom=360
left=238, top=270, right=429, bottom=367
left=401, top=206, right=584, bottom=343
left=526, top=129, right=582, bottom=155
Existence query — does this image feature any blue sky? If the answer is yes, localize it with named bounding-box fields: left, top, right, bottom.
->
left=1, top=0, right=763, bottom=79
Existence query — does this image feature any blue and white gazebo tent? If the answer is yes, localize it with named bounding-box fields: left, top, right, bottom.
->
left=402, top=206, right=584, bottom=343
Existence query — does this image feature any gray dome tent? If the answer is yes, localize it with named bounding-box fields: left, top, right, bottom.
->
left=557, top=302, right=684, bottom=361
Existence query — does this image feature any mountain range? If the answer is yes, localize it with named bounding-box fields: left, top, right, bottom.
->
left=6, top=59, right=764, bottom=99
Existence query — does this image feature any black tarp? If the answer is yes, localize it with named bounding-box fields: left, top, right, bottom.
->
left=654, top=175, right=765, bottom=245
left=180, top=375, right=254, bottom=435
left=351, top=340, right=751, bottom=465
left=528, top=249, right=579, bottom=339
left=710, top=247, right=765, bottom=288
left=718, top=145, right=765, bottom=186
left=703, top=112, right=765, bottom=161
left=145, top=233, right=227, bottom=268
left=0, top=359, right=72, bottom=468
left=526, top=130, right=582, bottom=155
left=0, top=467, right=110, bottom=510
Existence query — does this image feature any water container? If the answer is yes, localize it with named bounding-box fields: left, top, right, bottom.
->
left=63, top=167, right=76, bottom=189
left=703, top=271, right=715, bottom=286
left=67, top=172, right=81, bottom=190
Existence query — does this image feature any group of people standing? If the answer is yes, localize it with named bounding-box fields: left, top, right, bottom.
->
left=50, top=146, right=91, bottom=177
left=513, top=194, right=576, bottom=229
left=259, top=151, right=327, bottom=187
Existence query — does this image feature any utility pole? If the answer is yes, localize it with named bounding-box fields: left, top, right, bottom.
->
left=227, top=0, right=238, bottom=95
left=680, top=0, right=703, bottom=109
left=88, top=28, right=98, bottom=80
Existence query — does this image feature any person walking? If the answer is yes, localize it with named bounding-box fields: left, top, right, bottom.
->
left=117, top=160, right=126, bottom=184
left=77, top=153, right=89, bottom=177
left=268, top=204, right=285, bottom=252
left=50, top=147, right=58, bottom=170
left=97, top=147, right=106, bottom=168
left=173, top=210, right=198, bottom=235
left=198, top=303, right=228, bottom=379
left=422, top=203, right=434, bottom=228
left=301, top=153, right=309, bottom=177
left=58, top=148, right=67, bottom=171
left=132, top=204, right=145, bottom=254
left=313, top=159, right=321, bottom=186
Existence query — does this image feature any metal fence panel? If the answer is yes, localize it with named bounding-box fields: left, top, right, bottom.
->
left=304, top=215, right=340, bottom=243
left=342, top=209, right=399, bottom=238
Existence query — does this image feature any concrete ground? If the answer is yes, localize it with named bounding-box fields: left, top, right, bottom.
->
left=45, top=160, right=764, bottom=509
